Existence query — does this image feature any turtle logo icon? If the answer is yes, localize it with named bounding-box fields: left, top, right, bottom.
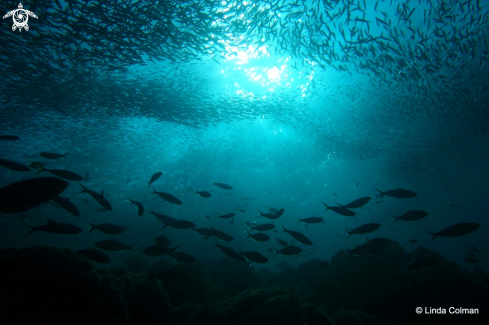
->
left=3, top=3, right=38, bottom=32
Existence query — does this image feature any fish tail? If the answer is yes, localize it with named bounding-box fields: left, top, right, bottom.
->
left=272, top=250, right=279, bottom=259
left=344, top=231, right=352, bottom=240
left=424, top=231, right=438, bottom=243
left=86, top=221, right=96, bottom=234
left=78, top=183, right=87, bottom=193
left=62, top=151, right=69, bottom=159
left=375, top=189, right=384, bottom=200
left=257, top=209, right=263, bottom=216
left=128, top=198, right=134, bottom=205
left=281, top=225, right=286, bottom=233
left=321, top=202, right=330, bottom=212
left=151, top=186, right=157, bottom=194
left=22, top=222, right=37, bottom=238
left=295, top=219, right=302, bottom=225
left=34, top=166, right=46, bottom=174
left=391, top=215, right=399, bottom=224
left=129, top=243, right=137, bottom=254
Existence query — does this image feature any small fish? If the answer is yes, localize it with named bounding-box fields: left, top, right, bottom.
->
left=237, top=247, right=268, bottom=263
left=148, top=172, right=163, bottom=188
left=24, top=219, right=83, bottom=237
left=281, top=226, right=312, bottom=245
left=213, top=182, right=233, bottom=190
left=0, top=135, right=20, bottom=141
left=333, top=192, right=338, bottom=196
left=0, top=177, right=68, bottom=214
left=375, top=188, right=417, bottom=199
left=154, top=235, right=171, bottom=246
left=336, top=197, right=371, bottom=209
left=128, top=198, right=144, bottom=216
left=230, top=219, right=234, bottom=224
left=79, top=184, right=112, bottom=211
left=245, top=231, right=270, bottom=242
left=425, top=223, right=480, bottom=242
left=35, top=166, right=83, bottom=181
left=344, top=223, right=381, bottom=240
left=272, top=245, right=302, bottom=258
left=212, top=239, right=246, bottom=261
left=29, top=161, right=44, bottom=169
left=87, top=222, right=125, bottom=235
left=275, top=238, right=288, bottom=247
left=95, top=240, right=136, bottom=252
left=196, top=191, right=211, bottom=198
left=151, top=187, right=182, bottom=205
left=39, top=151, right=69, bottom=160
left=238, top=209, right=246, bottom=213
left=78, top=249, right=110, bottom=264
left=296, top=217, right=324, bottom=225
left=0, top=158, right=30, bottom=172
left=450, top=203, right=456, bottom=208
left=215, top=213, right=235, bottom=220
left=51, top=196, right=80, bottom=217
left=391, top=210, right=429, bottom=224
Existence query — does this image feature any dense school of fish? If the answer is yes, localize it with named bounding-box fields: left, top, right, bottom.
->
left=0, top=137, right=482, bottom=269
left=1, top=0, right=488, bottom=127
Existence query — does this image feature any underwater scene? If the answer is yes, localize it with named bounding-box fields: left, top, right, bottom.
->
left=1, top=0, right=489, bottom=324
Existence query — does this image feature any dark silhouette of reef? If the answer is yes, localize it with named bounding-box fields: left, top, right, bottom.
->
left=0, top=242, right=487, bottom=325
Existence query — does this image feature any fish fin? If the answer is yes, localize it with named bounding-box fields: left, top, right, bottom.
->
left=147, top=182, right=151, bottom=189
left=321, top=202, right=330, bottom=212
left=62, top=151, right=69, bottom=159
left=256, top=209, right=263, bottom=216
left=23, top=226, right=37, bottom=238
left=281, top=225, right=287, bottom=233
left=344, top=231, right=352, bottom=240
left=424, top=231, right=438, bottom=243
left=391, top=215, right=399, bottom=224
left=129, top=243, right=137, bottom=254
left=128, top=198, right=134, bottom=205
left=295, top=219, right=302, bottom=225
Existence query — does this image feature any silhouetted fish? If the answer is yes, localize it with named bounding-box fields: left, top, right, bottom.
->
left=151, top=187, right=182, bottom=205
left=128, top=198, right=144, bottom=216
left=0, top=158, right=30, bottom=172
left=78, top=248, right=110, bottom=264
left=24, top=219, right=82, bottom=237
left=95, top=240, right=136, bottom=252
left=237, top=247, right=268, bottom=263
left=39, top=151, right=69, bottom=160
left=196, top=191, right=211, bottom=198
left=0, top=135, right=19, bottom=140
left=344, top=223, right=381, bottom=240
left=212, top=240, right=246, bottom=261
left=148, top=172, right=162, bottom=188
left=391, top=210, right=428, bottom=223
left=35, top=166, right=83, bottom=181
left=51, top=196, right=80, bottom=217
left=322, top=202, right=356, bottom=218
left=213, top=182, right=233, bottom=190
left=336, top=197, right=371, bottom=209
left=245, top=231, right=270, bottom=242
left=296, top=217, right=324, bottom=225
left=375, top=188, right=417, bottom=199
left=79, top=184, right=112, bottom=211
left=425, top=223, right=480, bottom=242
left=87, top=222, right=124, bottom=235
left=281, top=226, right=312, bottom=245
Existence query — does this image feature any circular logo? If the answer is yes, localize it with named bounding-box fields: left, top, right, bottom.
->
left=416, top=307, right=423, bottom=314
left=13, top=9, right=28, bottom=28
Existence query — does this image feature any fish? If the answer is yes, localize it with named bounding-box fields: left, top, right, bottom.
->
left=335, top=197, right=371, bottom=209
left=464, top=257, right=481, bottom=264
left=87, top=222, right=124, bottom=235
left=272, top=245, right=302, bottom=258
left=409, top=239, right=418, bottom=243
left=391, top=210, right=429, bottom=223
left=0, top=135, right=20, bottom=140
left=148, top=210, right=176, bottom=223
left=191, top=227, right=215, bottom=239
left=237, top=247, right=268, bottom=264
left=127, top=198, right=144, bottom=216
left=346, top=238, right=390, bottom=256
left=256, top=208, right=284, bottom=220
left=142, top=244, right=180, bottom=256
left=84, top=172, right=90, bottom=183
left=95, top=240, right=136, bottom=252
left=321, top=202, right=356, bottom=218
left=375, top=188, right=417, bottom=199
left=344, top=223, right=381, bottom=240
left=210, top=227, right=234, bottom=242
left=213, top=182, right=233, bottom=190
left=246, top=222, right=276, bottom=232
left=275, top=238, right=288, bottom=247
left=245, top=231, right=270, bottom=242
left=281, top=226, right=313, bottom=245
left=196, top=191, right=212, bottom=198
left=148, top=172, right=162, bottom=188
left=212, top=240, right=246, bottom=261
left=319, top=261, right=329, bottom=267
left=29, top=161, right=44, bottom=169
left=238, top=209, right=246, bottom=213
left=450, top=203, right=457, bottom=208
left=39, top=151, right=69, bottom=160
left=154, top=235, right=171, bottom=246
left=144, top=269, right=189, bottom=283
left=425, top=223, right=480, bottom=242
left=406, top=257, right=438, bottom=271
left=0, top=158, right=30, bottom=172
left=0, top=177, right=68, bottom=213
left=35, top=166, right=83, bottom=181
left=51, top=196, right=80, bottom=217
left=24, top=219, right=83, bottom=237
left=79, top=184, right=112, bottom=211
left=215, top=213, right=235, bottom=220
left=160, top=219, right=196, bottom=230
left=151, top=187, right=182, bottom=205
left=169, top=251, right=196, bottom=263
left=296, top=217, right=324, bottom=225
left=333, top=192, right=338, bottom=196
left=77, top=248, right=110, bottom=264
